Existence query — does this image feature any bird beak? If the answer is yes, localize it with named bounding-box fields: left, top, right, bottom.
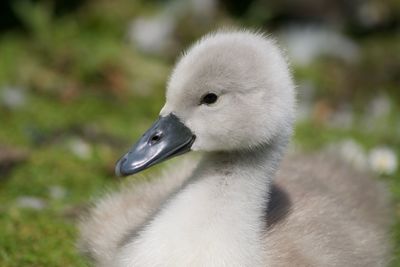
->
left=115, top=114, right=195, bottom=177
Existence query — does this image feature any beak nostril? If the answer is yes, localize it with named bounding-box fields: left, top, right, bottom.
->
left=150, top=133, right=162, bottom=144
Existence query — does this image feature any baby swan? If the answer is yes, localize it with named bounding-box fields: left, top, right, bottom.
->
left=79, top=31, right=390, bottom=267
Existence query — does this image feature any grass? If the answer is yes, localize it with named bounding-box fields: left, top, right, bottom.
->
left=0, top=90, right=165, bottom=266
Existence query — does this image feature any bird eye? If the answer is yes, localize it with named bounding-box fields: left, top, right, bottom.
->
left=200, top=93, right=218, bottom=105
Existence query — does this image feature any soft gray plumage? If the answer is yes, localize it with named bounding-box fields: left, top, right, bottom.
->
left=78, top=30, right=390, bottom=267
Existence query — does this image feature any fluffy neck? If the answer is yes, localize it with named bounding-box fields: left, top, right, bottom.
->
left=116, top=134, right=289, bottom=267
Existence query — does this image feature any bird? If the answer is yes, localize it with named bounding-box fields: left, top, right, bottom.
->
left=78, top=30, right=390, bottom=267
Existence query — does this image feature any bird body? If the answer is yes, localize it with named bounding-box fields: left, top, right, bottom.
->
left=79, top=30, right=390, bottom=267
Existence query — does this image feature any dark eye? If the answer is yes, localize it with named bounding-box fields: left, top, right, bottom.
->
left=200, top=93, right=218, bottom=105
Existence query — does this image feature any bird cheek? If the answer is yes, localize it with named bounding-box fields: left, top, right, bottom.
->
left=190, top=141, right=201, bottom=151
left=185, top=120, right=207, bottom=151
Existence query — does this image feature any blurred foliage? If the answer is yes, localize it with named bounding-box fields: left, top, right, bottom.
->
left=0, top=0, right=399, bottom=266
left=0, top=1, right=170, bottom=101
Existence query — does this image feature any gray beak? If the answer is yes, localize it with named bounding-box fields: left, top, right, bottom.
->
left=115, top=114, right=195, bottom=177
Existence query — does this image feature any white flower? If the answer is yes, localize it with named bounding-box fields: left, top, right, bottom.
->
left=369, top=93, right=391, bottom=119
left=279, top=26, right=359, bottom=66
left=49, top=185, right=67, bottom=200
left=16, top=196, right=46, bottom=210
left=68, top=137, right=92, bottom=160
left=338, top=139, right=368, bottom=170
left=188, top=0, right=217, bottom=19
left=128, top=14, right=175, bottom=54
left=368, top=147, right=398, bottom=175
left=326, top=139, right=368, bottom=170
left=1, top=86, right=27, bottom=109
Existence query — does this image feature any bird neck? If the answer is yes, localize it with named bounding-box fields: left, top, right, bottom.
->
left=118, top=134, right=289, bottom=267
left=192, top=137, right=287, bottom=217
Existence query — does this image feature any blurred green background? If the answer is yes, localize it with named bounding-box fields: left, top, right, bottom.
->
left=0, top=0, right=399, bottom=266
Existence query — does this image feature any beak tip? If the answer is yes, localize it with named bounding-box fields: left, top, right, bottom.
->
left=115, top=160, right=123, bottom=177
left=115, top=156, right=142, bottom=177
left=115, top=157, right=130, bottom=177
